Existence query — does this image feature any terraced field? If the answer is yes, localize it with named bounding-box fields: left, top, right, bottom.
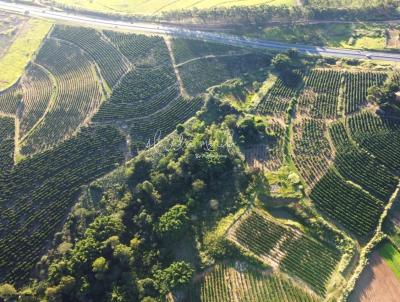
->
left=229, top=209, right=341, bottom=296
left=187, top=263, right=320, bottom=302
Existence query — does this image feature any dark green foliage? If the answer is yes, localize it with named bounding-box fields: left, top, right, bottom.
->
left=156, top=205, right=189, bottom=239
left=154, top=261, right=194, bottom=295
left=235, top=116, right=272, bottom=146
left=46, top=215, right=138, bottom=302
left=271, top=53, right=303, bottom=86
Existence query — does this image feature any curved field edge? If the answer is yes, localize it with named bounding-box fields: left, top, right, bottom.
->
left=0, top=18, right=52, bottom=91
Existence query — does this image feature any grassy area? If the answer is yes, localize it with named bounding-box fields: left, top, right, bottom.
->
left=51, top=0, right=295, bottom=15
left=0, top=19, right=52, bottom=91
left=243, top=23, right=387, bottom=50
left=379, top=242, right=400, bottom=280
left=265, top=165, right=303, bottom=199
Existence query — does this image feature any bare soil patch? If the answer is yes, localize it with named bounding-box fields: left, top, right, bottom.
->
left=349, top=251, right=400, bottom=302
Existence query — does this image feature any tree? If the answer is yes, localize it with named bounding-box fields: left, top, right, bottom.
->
left=156, top=205, right=190, bottom=239
left=85, top=215, right=124, bottom=242
left=58, top=276, right=76, bottom=294
left=113, top=244, right=132, bottom=265
left=154, top=261, right=194, bottom=295
left=271, top=53, right=292, bottom=74
left=271, top=53, right=303, bottom=86
left=92, top=257, right=109, bottom=280
left=176, top=124, right=185, bottom=134
left=192, top=179, right=205, bottom=192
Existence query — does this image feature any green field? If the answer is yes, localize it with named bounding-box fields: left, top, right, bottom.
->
left=0, top=18, right=52, bottom=91
left=50, top=0, right=295, bottom=15
left=380, top=242, right=400, bottom=280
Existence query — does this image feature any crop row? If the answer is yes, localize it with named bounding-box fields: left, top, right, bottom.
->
left=328, top=121, right=398, bottom=201
left=21, top=38, right=102, bottom=156
left=348, top=111, right=400, bottom=172
left=0, top=84, right=21, bottom=115
left=298, top=69, right=342, bottom=119
left=19, top=64, right=53, bottom=137
left=0, top=125, right=124, bottom=284
left=179, top=53, right=270, bottom=96
left=343, top=71, right=387, bottom=114
left=187, top=263, right=321, bottom=302
left=310, top=169, right=384, bottom=240
left=51, top=25, right=130, bottom=88
left=292, top=119, right=332, bottom=187
left=171, top=38, right=243, bottom=64
left=232, top=210, right=340, bottom=296
left=128, top=96, right=204, bottom=150
left=104, top=30, right=170, bottom=68
left=95, top=85, right=180, bottom=122
left=0, top=117, right=14, bottom=174
left=257, top=76, right=298, bottom=117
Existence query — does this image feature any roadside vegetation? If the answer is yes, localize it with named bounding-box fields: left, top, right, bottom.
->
left=41, top=0, right=295, bottom=15
left=240, top=23, right=388, bottom=50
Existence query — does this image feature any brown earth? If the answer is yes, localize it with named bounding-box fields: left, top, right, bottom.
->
left=349, top=252, right=400, bottom=302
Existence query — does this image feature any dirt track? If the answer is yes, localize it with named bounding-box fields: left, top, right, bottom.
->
left=349, top=252, right=400, bottom=302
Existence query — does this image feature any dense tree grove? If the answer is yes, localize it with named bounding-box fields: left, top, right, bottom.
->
left=367, top=79, right=400, bottom=117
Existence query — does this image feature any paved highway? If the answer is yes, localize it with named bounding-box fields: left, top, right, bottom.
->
left=1, top=0, right=400, bottom=62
